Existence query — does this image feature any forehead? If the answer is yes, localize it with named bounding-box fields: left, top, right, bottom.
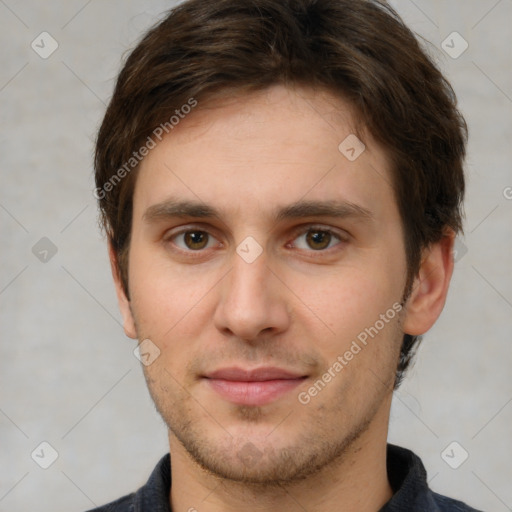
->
left=133, top=85, right=397, bottom=226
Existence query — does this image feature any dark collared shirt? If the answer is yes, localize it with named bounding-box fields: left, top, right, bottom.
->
left=87, top=444, right=482, bottom=511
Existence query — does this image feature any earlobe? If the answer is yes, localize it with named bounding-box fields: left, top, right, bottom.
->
left=108, top=241, right=138, bottom=339
left=401, top=230, right=456, bottom=336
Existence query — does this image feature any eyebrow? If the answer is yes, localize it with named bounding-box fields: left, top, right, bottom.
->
left=143, top=198, right=374, bottom=224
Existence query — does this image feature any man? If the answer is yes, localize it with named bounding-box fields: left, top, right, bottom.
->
left=91, top=0, right=480, bottom=510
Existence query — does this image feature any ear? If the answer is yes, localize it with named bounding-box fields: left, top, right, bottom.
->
left=108, top=240, right=137, bottom=339
left=402, top=229, right=456, bottom=336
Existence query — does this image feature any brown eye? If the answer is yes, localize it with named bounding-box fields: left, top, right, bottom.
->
left=291, top=226, right=344, bottom=252
left=166, top=227, right=220, bottom=255
left=305, top=230, right=332, bottom=250
left=183, top=231, right=209, bottom=250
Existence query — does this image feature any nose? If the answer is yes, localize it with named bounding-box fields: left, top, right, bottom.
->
left=213, top=247, right=291, bottom=342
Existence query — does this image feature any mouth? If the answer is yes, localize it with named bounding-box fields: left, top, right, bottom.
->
left=203, top=367, right=308, bottom=406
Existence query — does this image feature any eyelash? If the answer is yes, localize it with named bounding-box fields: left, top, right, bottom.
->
left=287, top=225, right=347, bottom=252
left=163, top=224, right=348, bottom=257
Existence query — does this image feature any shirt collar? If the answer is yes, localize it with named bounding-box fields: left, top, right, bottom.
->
left=133, top=444, right=455, bottom=511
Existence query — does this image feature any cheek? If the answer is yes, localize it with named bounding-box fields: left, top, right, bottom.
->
left=130, top=279, right=209, bottom=388
left=128, top=245, right=219, bottom=348
left=292, top=266, right=400, bottom=337
left=286, top=264, right=404, bottom=391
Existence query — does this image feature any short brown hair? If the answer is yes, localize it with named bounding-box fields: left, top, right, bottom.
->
left=95, top=0, right=467, bottom=387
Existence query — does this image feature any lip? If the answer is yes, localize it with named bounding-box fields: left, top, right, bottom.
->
left=203, top=367, right=307, bottom=406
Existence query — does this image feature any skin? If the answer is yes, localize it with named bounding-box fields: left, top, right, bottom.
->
left=110, top=85, right=455, bottom=512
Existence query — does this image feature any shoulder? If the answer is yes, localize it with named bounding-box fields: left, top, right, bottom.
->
left=432, top=492, right=484, bottom=512
left=82, top=453, right=171, bottom=512
left=384, top=445, right=484, bottom=512
left=84, top=493, right=135, bottom=512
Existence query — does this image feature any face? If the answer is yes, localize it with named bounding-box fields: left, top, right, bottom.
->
left=117, top=85, right=412, bottom=483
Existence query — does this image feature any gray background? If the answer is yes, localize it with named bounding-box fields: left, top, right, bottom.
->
left=1, top=1, right=511, bottom=510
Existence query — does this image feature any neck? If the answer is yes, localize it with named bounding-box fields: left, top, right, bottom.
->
left=168, top=410, right=393, bottom=512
